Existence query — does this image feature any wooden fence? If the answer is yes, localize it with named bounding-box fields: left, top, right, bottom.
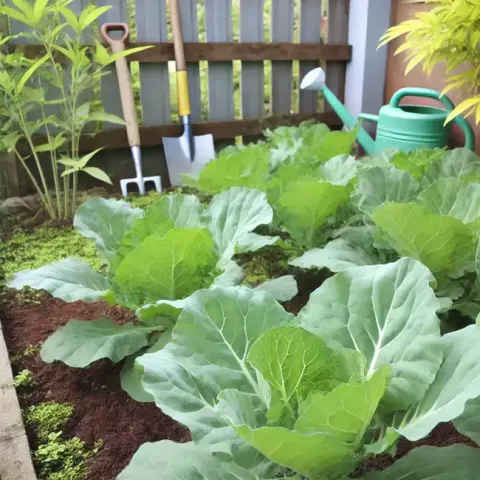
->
left=2, top=0, right=351, bottom=194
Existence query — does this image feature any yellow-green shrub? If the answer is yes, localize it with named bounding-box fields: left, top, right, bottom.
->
left=380, top=0, right=480, bottom=124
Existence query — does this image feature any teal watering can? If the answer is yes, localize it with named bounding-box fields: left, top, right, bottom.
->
left=300, top=67, right=475, bottom=155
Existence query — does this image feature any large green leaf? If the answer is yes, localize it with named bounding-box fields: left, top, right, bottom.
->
left=119, top=194, right=204, bottom=256
left=247, top=326, right=352, bottom=413
left=393, top=325, right=480, bottom=441
left=117, top=440, right=284, bottom=480
left=7, top=258, right=111, bottom=302
left=120, top=331, right=172, bottom=403
left=454, top=397, right=480, bottom=446
left=171, top=286, right=294, bottom=393
left=418, top=177, right=480, bottom=223
left=115, top=228, right=219, bottom=305
left=289, top=238, right=380, bottom=272
left=253, top=276, right=298, bottom=302
left=320, top=155, right=358, bottom=185
left=276, top=181, right=351, bottom=249
left=364, top=445, right=480, bottom=479
left=185, top=144, right=270, bottom=194
left=424, top=148, right=480, bottom=184
left=373, top=203, right=476, bottom=275
left=138, top=287, right=293, bottom=446
left=295, top=367, right=388, bottom=441
left=73, top=197, right=143, bottom=264
left=298, top=258, right=443, bottom=411
left=351, top=166, right=420, bottom=214
left=40, top=318, right=160, bottom=367
left=390, top=148, right=445, bottom=180
left=221, top=369, right=387, bottom=478
left=203, top=187, right=275, bottom=265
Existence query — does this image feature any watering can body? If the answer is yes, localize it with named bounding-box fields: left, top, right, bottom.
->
left=300, top=68, right=475, bottom=155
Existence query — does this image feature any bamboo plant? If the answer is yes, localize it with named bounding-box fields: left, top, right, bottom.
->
left=0, top=0, right=150, bottom=219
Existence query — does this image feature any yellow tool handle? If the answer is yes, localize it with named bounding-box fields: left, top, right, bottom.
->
left=169, top=0, right=191, bottom=117
left=176, top=70, right=191, bottom=116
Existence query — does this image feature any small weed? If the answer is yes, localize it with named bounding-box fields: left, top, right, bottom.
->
left=34, top=432, right=102, bottom=480
left=25, top=402, right=74, bottom=442
left=24, top=402, right=101, bottom=480
left=14, top=369, right=34, bottom=388
left=10, top=343, right=42, bottom=364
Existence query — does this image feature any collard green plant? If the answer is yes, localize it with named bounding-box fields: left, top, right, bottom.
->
left=118, top=258, right=480, bottom=479
left=291, top=148, right=480, bottom=321
left=7, top=188, right=297, bottom=401
left=0, top=0, right=150, bottom=219
left=184, top=124, right=359, bottom=251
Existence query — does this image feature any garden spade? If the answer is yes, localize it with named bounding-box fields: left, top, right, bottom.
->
left=164, top=0, right=215, bottom=186
left=101, top=23, right=162, bottom=197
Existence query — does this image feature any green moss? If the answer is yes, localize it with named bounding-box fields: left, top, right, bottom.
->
left=1, top=225, right=102, bottom=279
left=24, top=402, right=101, bottom=480
left=25, top=402, right=74, bottom=442
left=34, top=432, right=102, bottom=480
left=14, top=369, right=34, bottom=388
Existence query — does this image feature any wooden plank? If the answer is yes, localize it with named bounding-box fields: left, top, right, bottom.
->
left=73, top=112, right=342, bottom=151
left=240, top=0, right=265, bottom=119
left=135, top=0, right=170, bottom=126
left=20, top=42, right=352, bottom=63
left=97, top=0, right=129, bottom=130
left=327, top=0, right=349, bottom=106
left=179, top=0, right=202, bottom=121
left=205, top=0, right=234, bottom=121
left=0, top=152, right=19, bottom=198
left=271, top=0, right=294, bottom=114
left=299, top=0, right=322, bottom=113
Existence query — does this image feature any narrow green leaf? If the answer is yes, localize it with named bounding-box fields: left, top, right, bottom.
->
left=82, top=167, right=113, bottom=185
left=17, top=54, right=50, bottom=93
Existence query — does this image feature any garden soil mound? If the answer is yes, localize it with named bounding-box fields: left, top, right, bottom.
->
left=2, top=291, right=477, bottom=479
left=2, top=295, right=189, bottom=480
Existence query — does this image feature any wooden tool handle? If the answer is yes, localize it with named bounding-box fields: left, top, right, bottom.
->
left=100, top=23, right=140, bottom=147
left=169, top=0, right=191, bottom=116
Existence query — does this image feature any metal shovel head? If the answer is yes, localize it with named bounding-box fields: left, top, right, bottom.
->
left=163, top=132, right=215, bottom=187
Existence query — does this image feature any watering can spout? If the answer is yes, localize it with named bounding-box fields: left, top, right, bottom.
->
left=300, top=67, right=377, bottom=155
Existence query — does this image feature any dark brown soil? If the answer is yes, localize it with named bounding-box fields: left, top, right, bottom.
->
left=2, top=294, right=189, bottom=480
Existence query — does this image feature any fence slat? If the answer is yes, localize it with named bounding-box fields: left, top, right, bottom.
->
left=240, top=0, right=265, bottom=119
left=97, top=0, right=128, bottom=130
left=271, top=0, right=294, bottom=115
left=179, top=0, right=202, bottom=122
left=136, top=0, right=170, bottom=126
left=299, top=0, right=322, bottom=113
left=327, top=0, right=349, bottom=106
left=204, top=0, right=234, bottom=121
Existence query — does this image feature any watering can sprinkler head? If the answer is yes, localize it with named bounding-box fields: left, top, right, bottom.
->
left=300, top=67, right=326, bottom=92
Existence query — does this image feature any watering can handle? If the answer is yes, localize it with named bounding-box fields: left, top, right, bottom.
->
left=390, top=88, right=475, bottom=151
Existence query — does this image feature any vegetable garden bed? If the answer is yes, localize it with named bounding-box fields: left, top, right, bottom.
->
left=4, top=123, right=480, bottom=479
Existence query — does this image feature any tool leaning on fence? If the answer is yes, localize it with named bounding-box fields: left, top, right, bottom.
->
left=163, top=0, right=216, bottom=187
left=101, top=22, right=162, bottom=197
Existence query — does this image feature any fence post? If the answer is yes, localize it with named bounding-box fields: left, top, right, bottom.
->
left=344, top=0, right=392, bottom=120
